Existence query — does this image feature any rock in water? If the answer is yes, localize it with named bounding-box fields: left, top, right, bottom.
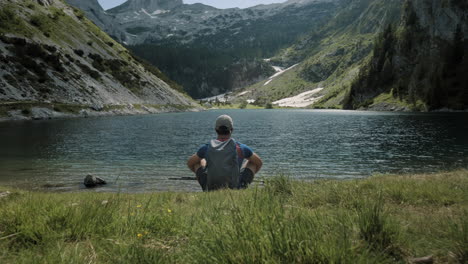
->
left=84, top=175, right=107, bottom=188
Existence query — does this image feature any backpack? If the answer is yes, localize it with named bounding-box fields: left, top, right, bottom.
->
left=206, top=138, right=240, bottom=190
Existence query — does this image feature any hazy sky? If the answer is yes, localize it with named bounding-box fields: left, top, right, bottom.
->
left=98, top=0, right=288, bottom=10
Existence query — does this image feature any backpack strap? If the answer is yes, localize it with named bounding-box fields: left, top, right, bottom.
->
left=236, top=142, right=244, bottom=159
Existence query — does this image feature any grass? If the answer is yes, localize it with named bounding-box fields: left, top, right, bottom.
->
left=0, top=4, right=33, bottom=36
left=0, top=170, right=467, bottom=263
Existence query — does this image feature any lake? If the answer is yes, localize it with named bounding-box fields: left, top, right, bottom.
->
left=0, top=109, right=467, bottom=192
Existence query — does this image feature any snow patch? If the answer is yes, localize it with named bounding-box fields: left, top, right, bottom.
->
left=263, top=64, right=298, bottom=86
left=152, top=10, right=169, bottom=15
left=237, top=91, right=250, bottom=96
left=273, top=88, right=324, bottom=108
left=200, top=93, right=228, bottom=103
left=141, top=8, right=156, bottom=18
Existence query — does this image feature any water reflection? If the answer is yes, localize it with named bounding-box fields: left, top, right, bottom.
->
left=0, top=110, right=467, bottom=192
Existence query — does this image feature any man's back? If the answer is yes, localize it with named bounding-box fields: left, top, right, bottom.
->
left=205, top=138, right=240, bottom=190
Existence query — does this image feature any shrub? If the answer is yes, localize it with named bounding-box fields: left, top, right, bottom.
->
left=73, top=49, right=84, bottom=57
left=73, top=8, right=84, bottom=20
left=21, top=108, right=31, bottom=115
left=77, top=62, right=101, bottom=79
left=239, top=100, right=248, bottom=109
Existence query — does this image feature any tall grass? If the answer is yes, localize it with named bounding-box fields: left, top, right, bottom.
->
left=0, top=170, right=467, bottom=263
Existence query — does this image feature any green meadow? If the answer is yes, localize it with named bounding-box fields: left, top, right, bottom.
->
left=0, top=170, right=467, bottom=263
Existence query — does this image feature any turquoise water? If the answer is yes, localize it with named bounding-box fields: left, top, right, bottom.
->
left=0, top=109, right=467, bottom=192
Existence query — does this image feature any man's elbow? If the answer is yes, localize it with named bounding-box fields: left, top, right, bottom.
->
left=252, top=153, right=263, bottom=171
left=187, top=155, right=196, bottom=170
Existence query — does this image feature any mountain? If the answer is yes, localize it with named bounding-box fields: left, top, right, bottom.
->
left=72, top=0, right=344, bottom=98
left=108, top=0, right=184, bottom=15
left=235, top=0, right=467, bottom=111
left=68, top=0, right=466, bottom=110
left=233, top=0, right=403, bottom=107
left=343, top=0, right=468, bottom=111
left=0, top=0, right=196, bottom=121
left=66, top=0, right=126, bottom=41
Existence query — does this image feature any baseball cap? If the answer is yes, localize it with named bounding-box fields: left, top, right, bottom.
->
left=215, top=115, right=233, bottom=130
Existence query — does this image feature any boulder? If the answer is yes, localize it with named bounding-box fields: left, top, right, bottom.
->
left=84, top=174, right=107, bottom=188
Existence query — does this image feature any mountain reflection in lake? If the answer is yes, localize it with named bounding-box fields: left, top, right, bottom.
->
left=0, top=110, right=467, bottom=192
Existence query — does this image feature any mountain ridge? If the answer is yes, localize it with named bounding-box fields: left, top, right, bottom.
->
left=0, top=0, right=197, bottom=121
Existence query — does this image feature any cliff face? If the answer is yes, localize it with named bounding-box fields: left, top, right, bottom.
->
left=108, top=0, right=184, bottom=13
left=343, top=0, right=468, bottom=111
left=66, top=0, right=126, bottom=41
left=0, top=0, right=196, bottom=120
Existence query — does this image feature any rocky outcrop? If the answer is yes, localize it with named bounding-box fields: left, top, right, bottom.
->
left=108, top=0, right=184, bottom=14
left=0, top=0, right=197, bottom=121
left=37, top=0, right=53, bottom=7
left=66, top=0, right=126, bottom=41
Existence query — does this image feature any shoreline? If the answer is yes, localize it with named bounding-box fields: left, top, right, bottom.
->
left=0, top=101, right=203, bottom=122
left=2, top=102, right=466, bottom=123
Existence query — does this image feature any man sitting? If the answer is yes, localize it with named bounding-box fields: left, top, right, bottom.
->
left=187, top=115, right=263, bottom=191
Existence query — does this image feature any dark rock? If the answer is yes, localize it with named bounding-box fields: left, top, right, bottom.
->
left=84, top=174, right=106, bottom=187
left=90, top=103, right=103, bottom=111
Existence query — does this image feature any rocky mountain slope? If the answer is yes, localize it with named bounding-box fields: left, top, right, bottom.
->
left=0, top=0, right=196, bottom=121
left=66, top=0, right=126, bottom=41
left=233, top=0, right=403, bottom=107
left=235, top=0, right=467, bottom=111
left=343, top=0, right=468, bottom=111
left=70, top=0, right=345, bottom=98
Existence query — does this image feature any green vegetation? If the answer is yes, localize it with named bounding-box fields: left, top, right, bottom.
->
left=130, top=44, right=275, bottom=98
left=344, top=1, right=468, bottom=111
left=0, top=4, right=32, bottom=36
left=239, top=100, right=248, bottom=109
left=239, top=0, right=402, bottom=109
left=0, top=170, right=466, bottom=263
left=130, top=54, right=188, bottom=96
left=126, top=0, right=341, bottom=98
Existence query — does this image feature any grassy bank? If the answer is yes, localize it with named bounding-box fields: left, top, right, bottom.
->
left=0, top=170, right=467, bottom=263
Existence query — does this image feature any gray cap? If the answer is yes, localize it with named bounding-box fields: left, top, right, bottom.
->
left=215, top=115, right=233, bottom=130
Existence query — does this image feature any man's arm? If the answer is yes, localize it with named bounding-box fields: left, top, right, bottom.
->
left=246, top=153, right=262, bottom=173
left=187, top=154, right=202, bottom=173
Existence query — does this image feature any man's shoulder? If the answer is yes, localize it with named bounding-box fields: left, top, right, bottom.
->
left=235, top=141, right=253, bottom=158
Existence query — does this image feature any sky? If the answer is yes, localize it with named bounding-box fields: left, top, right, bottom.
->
left=97, top=0, right=288, bottom=10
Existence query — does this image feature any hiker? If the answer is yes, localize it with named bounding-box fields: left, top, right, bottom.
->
left=187, top=114, right=263, bottom=191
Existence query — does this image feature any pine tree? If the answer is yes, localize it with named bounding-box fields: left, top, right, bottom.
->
left=451, top=24, right=464, bottom=65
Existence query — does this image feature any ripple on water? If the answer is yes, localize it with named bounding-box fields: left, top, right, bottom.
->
left=0, top=110, right=467, bottom=192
